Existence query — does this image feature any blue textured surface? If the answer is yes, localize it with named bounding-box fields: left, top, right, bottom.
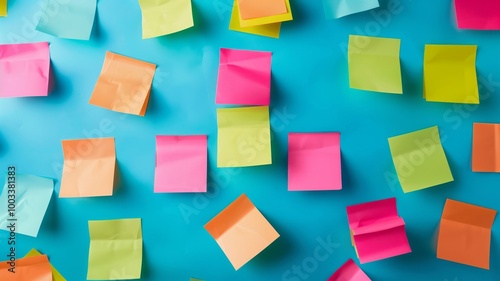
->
left=1, top=0, right=500, bottom=280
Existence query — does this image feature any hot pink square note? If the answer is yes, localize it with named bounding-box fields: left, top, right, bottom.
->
left=328, top=259, right=371, bottom=281
left=454, top=0, right=500, bottom=30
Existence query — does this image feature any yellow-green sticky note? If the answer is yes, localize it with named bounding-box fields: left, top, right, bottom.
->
left=424, top=44, right=478, bottom=104
left=229, top=0, right=281, bottom=38
left=24, top=249, right=66, bottom=281
left=388, top=126, right=453, bottom=193
left=190, top=278, right=204, bottom=281
left=138, top=0, right=194, bottom=39
left=87, top=218, right=143, bottom=280
left=348, top=35, right=402, bottom=94
left=0, top=0, right=6, bottom=17
left=217, top=106, right=272, bottom=167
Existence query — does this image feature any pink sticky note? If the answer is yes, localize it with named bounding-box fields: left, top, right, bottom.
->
left=0, top=42, right=50, bottom=98
left=288, top=132, right=341, bottom=191
left=346, top=198, right=411, bottom=263
left=454, top=0, right=500, bottom=30
left=216, top=48, right=272, bottom=106
left=328, top=259, right=371, bottom=281
left=154, top=135, right=207, bottom=193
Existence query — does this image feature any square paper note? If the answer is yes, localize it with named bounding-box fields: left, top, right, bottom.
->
left=139, top=0, right=194, bottom=38
left=0, top=255, right=52, bottom=281
left=323, top=0, right=379, bottom=19
left=454, top=0, right=500, bottom=30
left=472, top=123, right=500, bottom=172
left=237, top=0, right=292, bottom=27
left=328, top=259, right=371, bottom=281
left=229, top=0, right=281, bottom=38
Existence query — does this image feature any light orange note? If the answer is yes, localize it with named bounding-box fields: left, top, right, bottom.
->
left=237, top=0, right=287, bottom=19
left=437, top=199, right=496, bottom=269
left=0, top=255, right=52, bottom=280
left=472, top=123, right=500, bottom=172
left=59, top=138, right=116, bottom=197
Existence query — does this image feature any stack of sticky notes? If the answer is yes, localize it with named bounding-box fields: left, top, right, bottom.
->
left=346, top=197, right=411, bottom=263
left=229, top=0, right=293, bottom=38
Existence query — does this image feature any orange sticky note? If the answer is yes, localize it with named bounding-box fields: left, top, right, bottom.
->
left=472, top=123, right=500, bottom=172
left=204, top=194, right=279, bottom=270
left=237, top=0, right=287, bottom=19
left=59, top=138, right=116, bottom=198
left=0, top=255, right=52, bottom=280
left=437, top=199, right=496, bottom=269
left=89, top=51, right=156, bottom=116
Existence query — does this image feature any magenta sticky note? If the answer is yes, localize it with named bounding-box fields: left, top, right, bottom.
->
left=216, top=48, right=272, bottom=106
left=328, top=259, right=371, bottom=281
left=454, top=0, right=500, bottom=30
left=288, top=132, right=341, bottom=191
left=346, top=198, right=411, bottom=263
left=154, top=135, right=207, bottom=193
left=0, top=42, right=50, bottom=98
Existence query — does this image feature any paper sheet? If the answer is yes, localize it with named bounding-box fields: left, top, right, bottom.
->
left=59, top=138, right=116, bottom=197
left=348, top=35, right=402, bottom=94
left=138, top=0, right=194, bottom=38
left=346, top=198, right=411, bottom=263
left=454, top=0, right=500, bottom=30
left=229, top=0, right=281, bottom=38
left=388, top=126, right=453, bottom=192
left=323, top=0, right=379, bottom=19
left=204, top=194, right=279, bottom=270
left=216, top=48, right=272, bottom=105
left=0, top=42, right=50, bottom=98
left=0, top=174, right=53, bottom=237
left=238, top=0, right=292, bottom=27
left=327, top=259, right=371, bottom=281
left=237, top=0, right=287, bottom=19
left=0, top=255, right=52, bottom=281
left=154, top=135, right=207, bottom=193
left=217, top=106, right=272, bottom=167
left=35, top=0, right=96, bottom=40
left=437, top=199, right=496, bottom=269
left=87, top=218, right=143, bottom=280
left=472, top=123, right=500, bottom=172
left=25, top=249, right=66, bottom=281
left=423, top=44, right=478, bottom=104
left=89, top=51, right=156, bottom=116
left=0, top=0, right=6, bottom=16
left=288, top=132, right=342, bottom=191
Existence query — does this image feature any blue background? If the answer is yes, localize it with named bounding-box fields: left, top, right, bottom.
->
left=1, top=0, right=500, bottom=280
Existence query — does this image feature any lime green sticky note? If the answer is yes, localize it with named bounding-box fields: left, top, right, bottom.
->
left=138, top=0, right=194, bottom=39
left=348, top=35, right=402, bottom=94
left=388, top=126, right=454, bottom=193
left=0, top=0, right=7, bottom=17
left=24, top=249, right=66, bottom=281
left=424, top=44, right=478, bottom=104
left=190, top=278, right=204, bottom=281
left=87, top=218, right=143, bottom=280
left=217, top=106, right=272, bottom=167
left=229, top=0, right=281, bottom=38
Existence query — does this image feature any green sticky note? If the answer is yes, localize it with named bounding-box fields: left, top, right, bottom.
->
left=87, top=218, right=143, bottom=280
left=388, top=126, right=454, bottom=192
left=348, top=35, right=403, bottom=94
left=217, top=106, right=272, bottom=167
left=139, top=0, right=194, bottom=39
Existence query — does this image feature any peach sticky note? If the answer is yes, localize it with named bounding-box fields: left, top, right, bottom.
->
left=346, top=198, right=411, bottom=263
left=437, top=199, right=496, bottom=269
left=59, top=138, right=116, bottom=198
left=328, top=259, right=371, bottom=281
left=472, top=123, right=500, bottom=172
left=216, top=48, right=272, bottom=105
left=229, top=0, right=281, bottom=38
left=237, top=0, right=287, bottom=20
left=288, top=132, right=342, bottom=191
left=0, top=42, right=50, bottom=98
left=238, top=0, right=293, bottom=27
left=454, top=0, right=500, bottom=30
left=154, top=135, right=207, bottom=193
left=24, top=249, right=66, bottom=281
left=204, top=194, right=280, bottom=270
left=89, top=51, right=156, bottom=116
left=0, top=255, right=52, bottom=281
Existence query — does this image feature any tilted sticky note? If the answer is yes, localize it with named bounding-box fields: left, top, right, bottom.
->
left=472, top=123, right=500, bottom=172
left=437, top=199, right=496, bottom=269
left=0, top=174, right=53, bottom=237
left=204, top=194, right=279, bottom=270
left=323, top=0, right=379, bottom=19
left=87, top=218, right=143, bottom=280
left=237, top=0, right=287, bottom=20
left=89, top=51, right=156, bottom=116
left=423, top=44, right=478, bottom=104
left=454, top=0, right=500, bottom=30
left=238, top=0, right=292, bottom=27
left=59, top=138, right=116, bottom=198
left=138, top=0, right=194, bottom=39
left=348, top=35, right=402, bottom=94
left=154, top=135, right=207, bottom=193
left=288, top=132, right=342, bottom=191
left=216, top=48, right=272, bottom=105
left=0, top=0, right=6, bottom=17
left=229, top=0, right=281, bottom=38
left=190, top=278, right=204, bottom=281
left=25, top=249, right=66, bottom=281
left=0, top=42, right=50, bottom=98
left=346, top=198, right=411, bottom=263
left=327, top=259, right=371, bottom=281
left=388, top=126, right=453, bottom=193
left=35, top=0, right=96, bottom=40
left=0, top=255, right=52, bottom=281
left=217, top=106, right=272, bottom=167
